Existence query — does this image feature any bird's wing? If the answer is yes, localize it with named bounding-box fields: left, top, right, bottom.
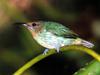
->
left=44, top=22, right=78, bottom=39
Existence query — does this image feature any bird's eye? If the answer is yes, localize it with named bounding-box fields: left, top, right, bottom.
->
left=32, top=23, right=37, bottom=27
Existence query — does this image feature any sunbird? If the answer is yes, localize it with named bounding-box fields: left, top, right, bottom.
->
left=22, top=21, right=94, bottom=54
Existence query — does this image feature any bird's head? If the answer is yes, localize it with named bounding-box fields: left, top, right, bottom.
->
left=22, top=21, right=43, bottom=36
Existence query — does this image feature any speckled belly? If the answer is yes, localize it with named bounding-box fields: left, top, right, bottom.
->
left=34, top=31, right=75, bottom=49
left=34, top=32, right=58, bottom=48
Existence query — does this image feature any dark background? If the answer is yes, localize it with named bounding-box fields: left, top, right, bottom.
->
left=0, top=0, right=100, bottom=75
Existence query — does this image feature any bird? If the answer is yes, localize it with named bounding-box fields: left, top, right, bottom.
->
left=22, top=21, right=94, bottom=54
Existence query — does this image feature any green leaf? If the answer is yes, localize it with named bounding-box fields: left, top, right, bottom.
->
left=74, top=60, right=100, bottom=75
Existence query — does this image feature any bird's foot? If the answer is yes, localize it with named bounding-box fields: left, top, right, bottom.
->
left=56, top=47, right=60, bottom=53
left=43, top=44, right=61, bottom=55
left=43, top=48, right=49, bottom=55
left=55, top=43, right=61, bottom=53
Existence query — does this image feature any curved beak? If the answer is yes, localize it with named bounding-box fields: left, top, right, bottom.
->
left=14, top=22, right=27, bottom=26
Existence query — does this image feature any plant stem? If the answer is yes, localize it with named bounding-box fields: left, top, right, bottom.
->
left=13, top=45, right=100, bottom=75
